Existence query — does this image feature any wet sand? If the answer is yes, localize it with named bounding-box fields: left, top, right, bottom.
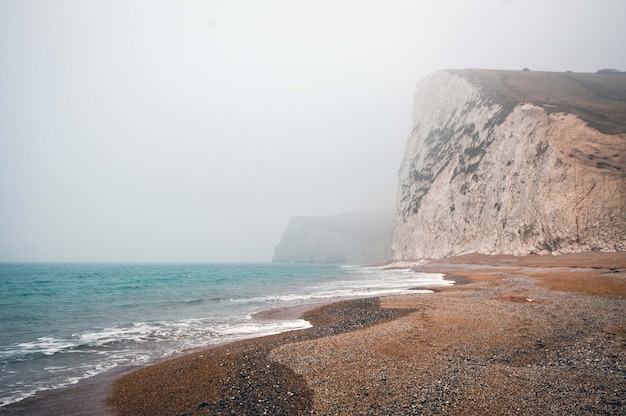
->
left=0, top=369, right=120, bottom=416
left=3, top=252, right=625, bottom=415
left=252, top=300, right=336, bottom=320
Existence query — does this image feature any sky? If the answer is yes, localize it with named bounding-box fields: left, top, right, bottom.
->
left=1, top=0, right=625, bottom=263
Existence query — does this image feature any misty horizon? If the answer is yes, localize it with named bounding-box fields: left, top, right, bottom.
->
left=1, top=0, right=625, bottom=262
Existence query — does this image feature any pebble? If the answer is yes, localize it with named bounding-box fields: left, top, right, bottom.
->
left=108, top=266, right=626, bottom=415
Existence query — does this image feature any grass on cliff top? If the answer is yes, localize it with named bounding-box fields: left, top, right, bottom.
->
left=454, top=69, right=626, bottom=135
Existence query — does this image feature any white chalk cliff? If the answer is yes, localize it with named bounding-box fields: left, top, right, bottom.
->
left=393, top=69, right=626, bottom=259
left=273, top=210, right=393, bottom=264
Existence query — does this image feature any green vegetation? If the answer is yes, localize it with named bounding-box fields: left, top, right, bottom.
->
left=454, top=69, right=626, bottom=134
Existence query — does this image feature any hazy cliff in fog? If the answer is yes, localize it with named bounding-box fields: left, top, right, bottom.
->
left=272, top=210, right=393, bottom=264
left=392, top=69, right=626, bottom=259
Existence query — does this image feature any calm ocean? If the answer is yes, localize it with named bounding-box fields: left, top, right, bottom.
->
left=0, top=263, right=448, bottom=407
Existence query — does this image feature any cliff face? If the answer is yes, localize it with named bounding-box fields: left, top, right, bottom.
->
left=393, top=70, right=626, bottom=259
left=273, top=210, right=393, bottom=264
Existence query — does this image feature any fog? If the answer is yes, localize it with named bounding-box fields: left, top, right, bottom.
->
left=1, top=0, right=624, bottom=262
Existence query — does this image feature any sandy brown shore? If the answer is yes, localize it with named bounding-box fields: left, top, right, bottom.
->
left=3, top=252, right=625, bottom=415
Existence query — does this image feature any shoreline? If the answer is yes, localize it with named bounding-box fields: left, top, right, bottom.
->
left=0, top=267, right=452, bottom=415
left=3, top=252, right=625, bottom=415
left=0, top=298, right=341, bottom=416
left=252, top=300, right=337, bottom=321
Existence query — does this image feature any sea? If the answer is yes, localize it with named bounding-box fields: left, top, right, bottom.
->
left=0, top=262, right=449, bottom=407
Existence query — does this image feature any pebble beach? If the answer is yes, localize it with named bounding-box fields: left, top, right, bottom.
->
left=4, top=252, right=625, bottom=415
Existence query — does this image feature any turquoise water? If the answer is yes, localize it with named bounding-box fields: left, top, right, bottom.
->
left=0, top=263, right=448, bottom=406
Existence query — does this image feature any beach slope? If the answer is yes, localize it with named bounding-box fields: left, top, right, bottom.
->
left=105, top=252, right=625, bottom=415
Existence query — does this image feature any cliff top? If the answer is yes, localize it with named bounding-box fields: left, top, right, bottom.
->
left=451, top=69, right=626, bottom=134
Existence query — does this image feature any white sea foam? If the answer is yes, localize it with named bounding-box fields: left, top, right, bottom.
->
left=1, top=337, right=76, bottom=359
left=233, top=269, right=448, bottom=305
left=0, top=263, right=446, bottom=408
left=0, top=316, right=313, bottom=408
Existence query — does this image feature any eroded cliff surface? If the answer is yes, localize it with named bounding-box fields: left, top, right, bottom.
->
left=393, top=70, right=626, bottom=259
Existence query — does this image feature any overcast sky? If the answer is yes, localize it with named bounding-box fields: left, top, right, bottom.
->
left=1, top=0, right=624, bottom=262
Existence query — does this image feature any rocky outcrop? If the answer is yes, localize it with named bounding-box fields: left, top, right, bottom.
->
left=273, top=210, right=393, bottom=264
left=393, top=69, right=626, bottom=259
